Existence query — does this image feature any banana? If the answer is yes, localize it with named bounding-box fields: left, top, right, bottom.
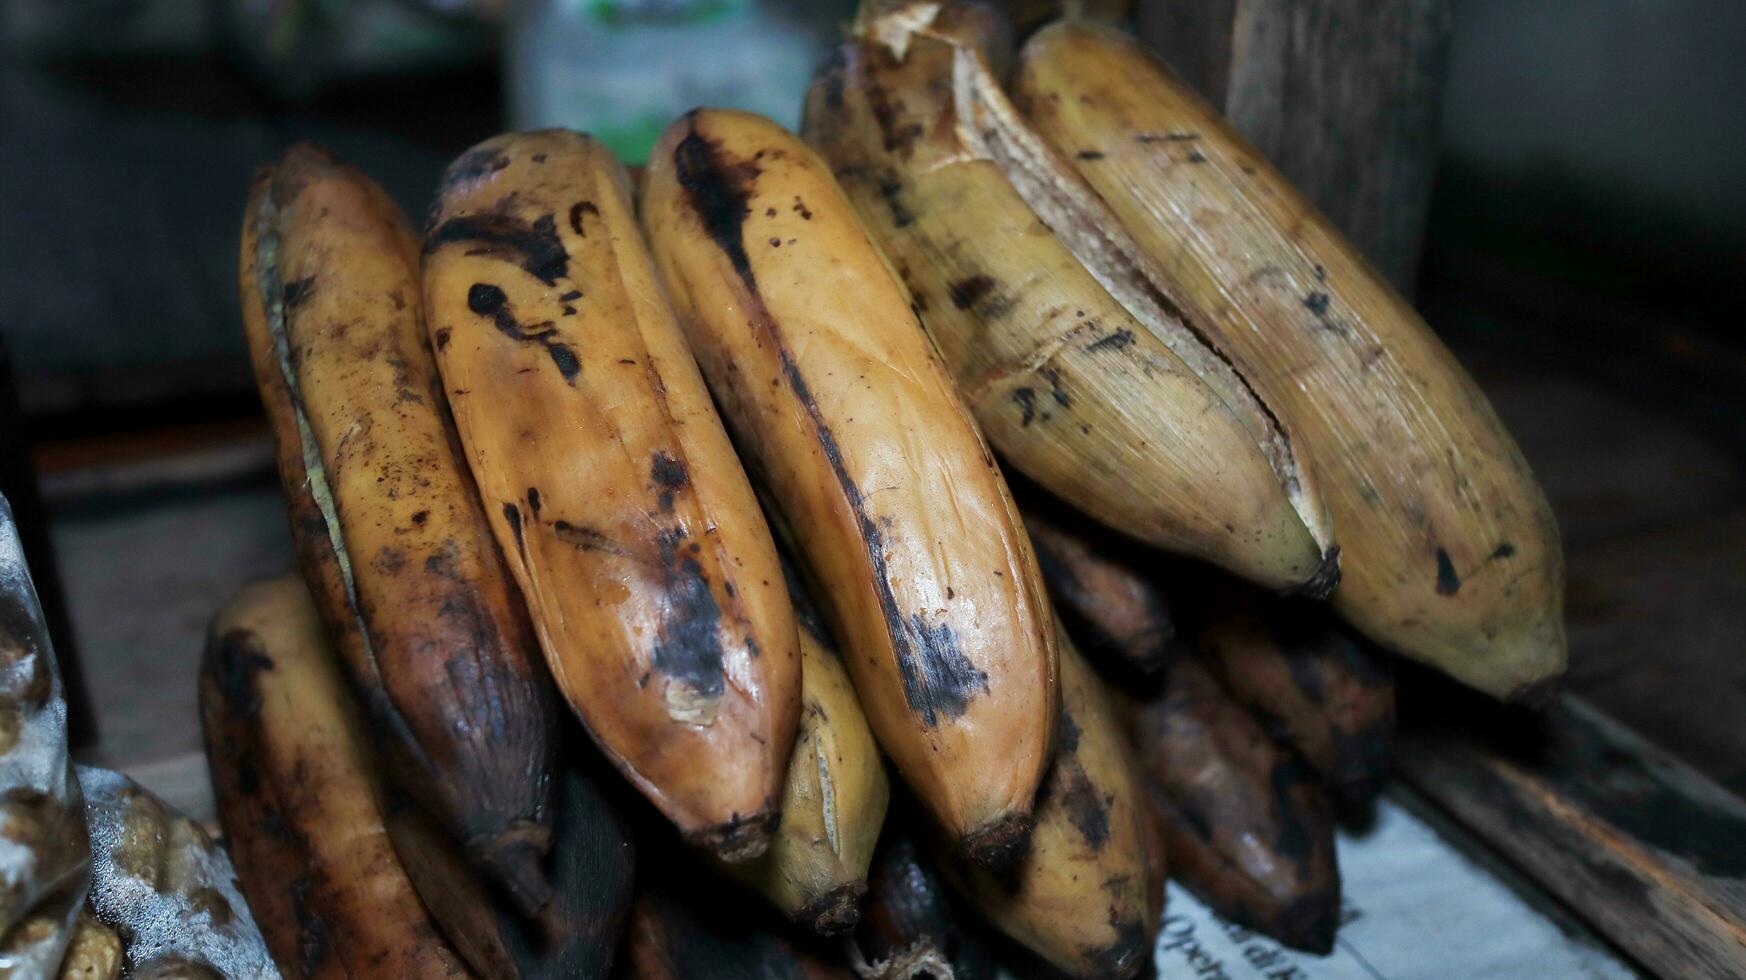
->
left=388, top=752, right=636, bottom=980
left=623, top=852, right=851, bottom=980
left=0, top=495, right=90, bottom=978
left=1015, top=21, right=1565, bottom=701
left=940, top=627, right=1160, bottom=979
left=53, top=912, right=120, bottom=980
left=238, top=144, right=557, bottom=908
left=1193, top=586, right=1395, bottom=804
left=641, top=107, right=1058, bottom=869
left=719, top=568, right=890, bottom=935
left=805, top=4, right=1338, bottom=595
left=75, top=765, right=277, bottom=978
left=200, top=576, right=469, bottom=978
left=851, top=831, right=1001, bottom=980
left=1129, top=657, right=1340, bottom=953
left=1018, top=496, right=1173, bottom=674
left=423, top=130, right=801, bottom=860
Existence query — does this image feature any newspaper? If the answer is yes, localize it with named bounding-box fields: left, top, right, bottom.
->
left=1152, top=797, right=1637, bottom=980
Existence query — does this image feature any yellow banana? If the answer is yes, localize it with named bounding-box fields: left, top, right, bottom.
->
left=641, top=108, right=1058, bottom=868
left=805, top=4, right=1338, bottom=595
left=423, top=130, right=802, bottom=860
left=1016, top=21, right=1565, bottom=701
left=720, top=572, right=890, bottom=934
left=238, top=143, right=557, bottom=908
left=200, top=575, right=469, bottom=978
left=940, top=627, right=1160, bottom=979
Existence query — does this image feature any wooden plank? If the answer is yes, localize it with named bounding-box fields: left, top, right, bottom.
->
left=1396, top=692, right=1746, bottom=979
left=1135, top=0, right=1453, bottom=292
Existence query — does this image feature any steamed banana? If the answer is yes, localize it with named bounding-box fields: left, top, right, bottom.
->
left=200, top=576, right=470, bottom=978
left=238, top=144, right=557, bottom=908
left=720, top=572, right=890, bottom=935
left=805, top=5, right=1338, bottom=595
left=1130, top=657, right=1340, bottom=953
left=642, top=108, right=1058, bottom=869
left=0, top=495, right=90, bottom=978
left=1018, top=498, right=1173, bottom=674
left=423, top=130, right=802, bottom=860
left=75, top=765, right=277, bottom=978
left=941, top=628, right=1160, bottom=979
left=1016, top=21, right=1565, bottom=701
left=1194, top=587, right=1395, bottom=803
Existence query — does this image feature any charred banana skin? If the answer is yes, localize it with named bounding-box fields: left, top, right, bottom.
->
left=1130, top=657, right=1340, bottom=953
left=642, top=108, right=1058, bottom=869
left=239, top=145, right=557, bottom=908
left=423, top=130, right=801, bottom=861
left=1194, top=587, right=1395, bottom=803
left=200, top=577, right=470, bottom=979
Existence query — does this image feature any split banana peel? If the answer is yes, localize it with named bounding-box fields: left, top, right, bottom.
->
left=1015, top=20, right=1565, bottom=701
left=808, top=0, right=1338, bottom=596
left=423, top=130, right=802, bottom=860
left=238, top=144, right=559, bottom=908
left=641, top=108, right=1058, bottom=868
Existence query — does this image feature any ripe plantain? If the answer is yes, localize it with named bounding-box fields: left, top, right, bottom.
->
left=238, top=143, right=557, bottom=908
left=1129, top=657, right=1340, bottom=953
left=423, top=130, right=801, bottom=860
left=1016, top=21, right=1565, bottom=701
left=940, top=627, right=1160, bottom=979
left=805, top=4, right=1337, bottom=595
left=200, top=575, right=470, bottom=979
left=0, top=495, right=90, bottom=978
left=1192, top=585, right=1395, bottom=804
left=641, top=107, right=1058, bottom=869
left=1018, top=495, right=1173, bottom=674
left=386, top=749, right=636, bottom=980
left=75, top=765, right=276, bottom=978
left=718, top=569, right=890, bottom=935
left=851, top=831, right=998, bottom=980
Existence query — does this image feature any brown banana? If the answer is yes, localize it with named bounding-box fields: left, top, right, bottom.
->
left=387, top=751, right=636, bottom=980
left=642, top=107, right=1058, bottom=868
left=1192, top=586, right=1395, bottom=804
left=940, top=628, right=1160, bottom=979
left=1018, top=496, right=1173, bottom=674
left=239, top=143, right=557, bottom=908
left=0, top=496, right=90, bottom=977
left=719, top=570, right=890, bottom=935
left=805, top=5, right=1337, bottom=595
left=1129, top=657, right=1340, bottom=953
left=851, top=831, right=999, bottom=980
left=75, top=765, right=277, bottom=977
left=200, top=575, right=469, bottom=978
left=1015, top=21, right=1565, bottom=701
left=423, top=130, right=802, bottom=860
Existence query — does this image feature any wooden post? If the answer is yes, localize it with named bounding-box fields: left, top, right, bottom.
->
left=1134, top=0, right=1453, bottom=293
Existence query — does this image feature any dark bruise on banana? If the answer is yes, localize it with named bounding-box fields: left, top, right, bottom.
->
left=423, top=130, right=799, bottom=861
left=240, top=146, right=557, bottom=912
left=808, top=6, right=1338, bottom=596
left=666, top=121, right=989, bottom=726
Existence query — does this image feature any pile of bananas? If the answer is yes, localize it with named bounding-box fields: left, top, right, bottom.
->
left=205, top=3, right=1563, bottom=977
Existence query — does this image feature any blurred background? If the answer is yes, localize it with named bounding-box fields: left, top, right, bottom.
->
left=0, top=0, right=1742, bottom=808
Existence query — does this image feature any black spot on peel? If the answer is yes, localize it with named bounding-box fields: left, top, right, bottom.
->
left=502, top=502, right=525, bottom=557
left=1136, top=131, right=1199, bottom=143
left=1052, top=758, right=1111, bottom=851
left=877, top=173, right=916, bottom=227
left=651, top=529, right=726, bottom=700
left=1085, top=329, right=1135, bottom=353
left=559, top=290, right=582, bottom=303
left=1492, top=542, right=1517, bottom=560
left=1076, top=150, right=1106, bottom=160
left=283, top=276, right=315, bottom=308
left=434, top=327, right=452, bottom=350
left=443, top=147, right=511, bottom=186
left=1303, top=292, right=1331, bottom=316
left=1042, top=366, right=1071, bottom=408
left=568, top=201, right=598, bottom=237
left=212, top=630, right=274, bottom=717
left=652, top=451, right=688, bottom=490
left=553, top=521, right=615, bottom=553
left=673, top=122, right=986, bottom=725
left=1187, top=149, right=1208, bottom=163
left=410, top=510, right=429, bottom=526
left=1435, top=547, right=1461, bottom=596
left=466, top=282, right=580, bottom=383
left=427, top=212, right=569, bottom=285
left=1013, top=387, right=1038, bottom=426
left=1057, top=711, right=1082, bottom=753
left=948, top=275, right=995, bottom=310
left=526, top=487, right=541, bottom=515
